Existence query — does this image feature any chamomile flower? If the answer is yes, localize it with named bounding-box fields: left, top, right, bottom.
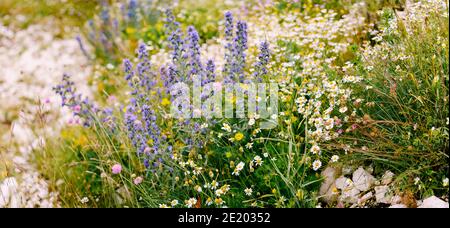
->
left=215, top=198, right=225, bottom=205
left=245, top=142, right=253, bottom=149
left=221, top=184, right=230, bottom=193
left=80, top=197, right=89, bottom=204
left=244, top=188, right=253, bottom=196
left=171, top=200, right=179, bottom=207
left=215, top=189, right=224, bottom=197
left=310, top=145, right=321, bottom=154
left=221, top=123, right=232, bottom=132
left=339, top=106, right=348, bottom=113
left=330, top=155, right=339, bottom=163
left=211, top=180, right=219, bottom=189
left=324, top=118, right=334, bottom=130
left=312, top=160, right=322, bottom=171
left=443, top=178, right=449, bottom=187
left=194, top=185, right=203, bottom=193
left=186, top=198, right=197, bottom=208
left=106, top=63, right=114, bottom=70
left=206, top=197, right=213, bottom=206
left=232, top=162, right=245, bottom=176
left=414, top=177, right=420, bottom=185
left=253, top=156, right=263, bottom=166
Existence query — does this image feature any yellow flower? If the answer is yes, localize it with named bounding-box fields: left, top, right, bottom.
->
left=161, top=98, right=171, bottom=106
left=97, top=82, right=105, bottom=93
left=234, top=132, right=244, bottom=141
left=225, top=152, right=232, bottom=158
left=75, top=135, right=88, bottom=146
left=126, top=27, right=136, bottom=34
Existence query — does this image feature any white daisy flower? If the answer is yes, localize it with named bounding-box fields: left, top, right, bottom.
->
left=186, top=198, right=197, bottom=208
left=443, top=178, right=448, bottom=187
left=221, top=123, right=232, bottom=132
left=254, top=156, right=263, bottom=166
left=310, top=145, right=321, bottom=154
left=232, top=162, right=245, bottom=176
left=244, top=188, right=253, bottom=196
left=312, top=160, right=322, bottom=171
left=330, top=155, right=339, bottom=163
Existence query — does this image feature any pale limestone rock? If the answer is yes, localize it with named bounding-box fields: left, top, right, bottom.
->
left=335, top=176, right=352, bottom=190
left=0, top=21, right=89, bottom=208
left=375, top=185, right=392, bottom=204
left=381, top=170, right=395, bottom=185
left=389, top=204, right=407, bottom=208
left=418, top=196, right=449, bottom=208
left=339, top=187, right=360, bottom=204
left=352, top=167, right=376, bottom=191
left=319, top=167, right=339, bottom=204
left=358, top=192, right=373, bottom=205
left=390, top=195, right=402, bottom=205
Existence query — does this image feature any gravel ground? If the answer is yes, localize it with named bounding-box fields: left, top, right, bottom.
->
left=0, top=21, right=92, bottom=208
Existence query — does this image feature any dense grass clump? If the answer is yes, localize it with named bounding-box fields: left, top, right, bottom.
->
left=346, top=3, right=449, bottom=198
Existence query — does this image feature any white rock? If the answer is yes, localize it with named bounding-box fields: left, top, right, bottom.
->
left=375, top=185, right=392, bottom=204
left=381, top=170, right=395, bottom=185
left=319, top=167, right=339, bottom=203
left=38, top=188, right=49, bottom=199
left=416, top=200, right=423, bottom=207
left=0, top=21, right=88, bottom=208
left=358, top=192, right=373, bottom=205
left=418, top=196, right=449, bottom=208
left=390, top=195, right=402, bottom=205
left=13, top=156, right=27, bottom=165
left=336, top=176, right=361, bottom=204
left=339, top=187, right=361, bottom=204
left=335, top=176, right=352, bottom=190
left=352, top=167, right=376, bottom=191
left=389, top=204, right=407, bottom=208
